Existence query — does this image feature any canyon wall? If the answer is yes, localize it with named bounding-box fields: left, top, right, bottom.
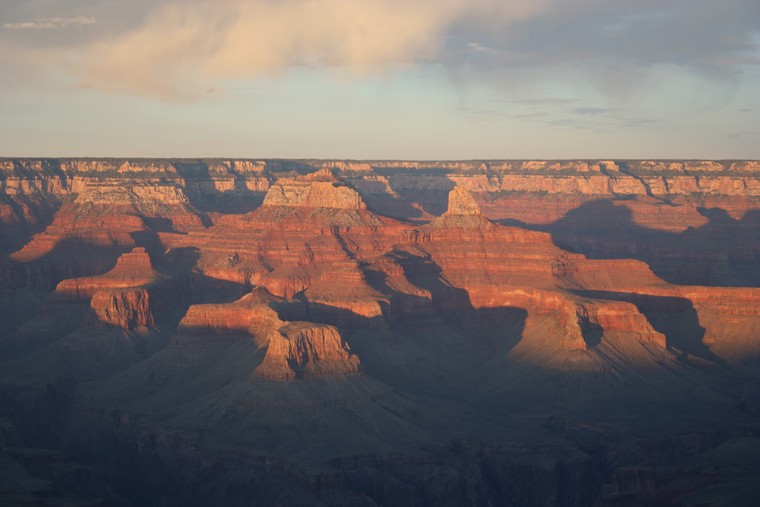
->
left=1, top=159, right=760, bottom=506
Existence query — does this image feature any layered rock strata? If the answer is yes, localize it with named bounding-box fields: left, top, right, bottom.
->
left=177, top=289, right=361, bottom=381
left=55, top=247, right=165, bottom=330
left=255, top=322, right=361, bottom=381
left=2, top=161, right=760, bottom=506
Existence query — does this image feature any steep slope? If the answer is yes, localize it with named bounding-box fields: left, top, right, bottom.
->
left=1, top=160, right=759, bottom=506
left=56, top=247, right=168, bottom=330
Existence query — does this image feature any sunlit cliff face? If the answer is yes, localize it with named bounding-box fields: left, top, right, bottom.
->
left=2, top=158, right=759, bottom=362
left=1, top=158, right=759, bottom=505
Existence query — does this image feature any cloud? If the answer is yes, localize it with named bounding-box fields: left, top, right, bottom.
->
left=571, top=107, right=622, bottom=116
left=2, top=16, right=96, bottom=30
left=74, top=0, right=448, bottom=98
left=65, top=0, right=546, bottom=98
left=0, top=0, right=758, bottom=99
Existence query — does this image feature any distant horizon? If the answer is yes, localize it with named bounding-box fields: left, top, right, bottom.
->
left=3, top=156, right=760, bottom=163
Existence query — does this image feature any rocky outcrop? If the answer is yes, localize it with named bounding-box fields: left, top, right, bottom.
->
left=91, top=288, right=153, bottom=330
left=53, top=247, right=165, bottom=330
left=255, top=322, right=361, bottom=381
left=262, top=168, right=367, bottom=209
left=10, top=162, right=749, bottom=363
left=2, top=159, right=759, bottom=202
left=574, top=300, right=667, bottom=348
left=56, top=247, right=162, bottom=299
left=176, top=289, right=362, bottom=381
left=445, top=186, right=481, bottom=215
left=168, top=170, right=408, bottom=306
left=8, top=203, right=143, bottom=264
left=177, top=290, right=289, bottom=337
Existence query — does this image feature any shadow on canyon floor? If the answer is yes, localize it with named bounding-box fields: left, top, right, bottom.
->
left=375, top=168, right=457, bottom=217
left=173, top=161, right=266, bottom=215
left=575, top=289, right=724, bottom=364
left=0, top=237, right=127, bottom=291
left=359, top=186, right=426, bottom=221
left=389, top=250, right=527, bottom=353
left=543, top=200, right=760, bottom=287
left=0, top=195, right=62, bottom=254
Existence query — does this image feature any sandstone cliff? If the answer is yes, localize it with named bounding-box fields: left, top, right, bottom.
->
left=2, top=159, right=760, bottom=507
left=91, top=288, right=154, bottom=330
left=445, top=186, right=481, bottom=215
left=53, top=247, right=166, bottom=330
left=261, top=167, right=366, bottom=209
left=175, top=288, right=362, bottom=381
left=255, top=322, right=361, bottom=381
left=56, top=247, right=163, bottom=299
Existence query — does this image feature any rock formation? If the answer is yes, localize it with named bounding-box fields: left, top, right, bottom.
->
left=445, top=186, right=481, bottom=215
left=255, top=322, right=361, bottom=381
left=56, top=247, right=163, bottom=299
left=91, top=288, right=153, bottom=329
left=53, top=247, right=166, bottom=330
left=1, top=158, right=760, bottom=507
left=175, top=288, right=362, bottom=381
left=262, top=167, right=367, bottom=209
left=177, top=288, right=292, bottom=337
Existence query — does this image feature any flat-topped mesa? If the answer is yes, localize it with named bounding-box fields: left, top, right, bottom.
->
left=262, top=168, right=367, bottom=209
left=56, top=247, right=162, bottom=299
left=255, top=322, right=362, bottom=381
left=445, top=186, right=481, bottom=215
left=52, top=247, right=165, bottom=331
left=105, top=247, right=157, bottom=278
left=177, top=289, right=291, bottom=337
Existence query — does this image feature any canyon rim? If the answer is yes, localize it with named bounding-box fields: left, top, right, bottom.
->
left=0, top=158, right=759, bottom=506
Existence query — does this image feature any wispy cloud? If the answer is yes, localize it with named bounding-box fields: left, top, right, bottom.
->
left=490, top=97, right=579, bottom=106
left=571, top=106, right=622, bottom=116
left=726, top=131, right=758, bottom=139
left=2, top=17, right=96, bottom=30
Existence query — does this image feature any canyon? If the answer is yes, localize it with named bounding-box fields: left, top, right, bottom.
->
left=1, top=158, right=759, bottom=506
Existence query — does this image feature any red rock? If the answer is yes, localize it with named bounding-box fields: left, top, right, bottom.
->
left=52, top=247, right=167, bottom=330
left=255, top=322, right=361, bottom=381
left=174, top=287, right=362, bottom=381
left=575, top=300, right=666, bottom=347
left=91, top=288, right=154, bottom=330
left=56, top=247, right=163, bottom=300
left=178, top=291, right=286, bottom=337
left=2, top=158, right=759, bottom=364
left=3, top=157, right=760, bottom=507
left=262, top=167, right=367, bottom=209
left=445, top=186, right=481, bottom=215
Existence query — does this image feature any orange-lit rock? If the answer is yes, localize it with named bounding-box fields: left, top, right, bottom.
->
left=1, top=158, right=759, bottom=364
left=178, top=289, right=290, bottom=336
left=255, top=322, right=361, bottom=381
left=56, top=247, right=163, bottom=299
left=91, top=288, right=153, bottom=330
left=52, top=247, right=167, bottom=330
left=445, top=186, right=481, bottom=215
left=262, top=167, right=367, bottom=209
left=575, top=300, right=666, bottom=347
left=2, top=158, right=760, bottom=507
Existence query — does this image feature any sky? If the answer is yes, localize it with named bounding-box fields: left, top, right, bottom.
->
left=0, top=0, right=759, bottom=159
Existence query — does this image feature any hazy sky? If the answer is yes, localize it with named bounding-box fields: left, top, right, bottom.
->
left=1, top=0, right=759, bottom=159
